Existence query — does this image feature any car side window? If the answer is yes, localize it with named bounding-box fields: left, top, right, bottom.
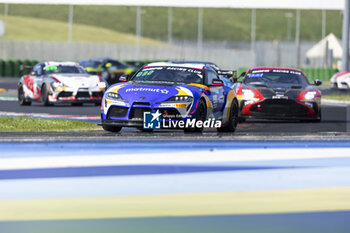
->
left=33, top=65, right=42, bottom=76
left=207, top=71, right=218, bottom=85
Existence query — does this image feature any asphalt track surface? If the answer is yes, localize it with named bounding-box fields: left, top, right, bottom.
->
left=1, top=78, right=350, bottom=233
left=1, top=77, right=350, bottom=139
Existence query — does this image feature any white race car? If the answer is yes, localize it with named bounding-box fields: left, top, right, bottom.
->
left=18, top=61, right=107, bottom=106
left=330, top=71, right=350, bottom=89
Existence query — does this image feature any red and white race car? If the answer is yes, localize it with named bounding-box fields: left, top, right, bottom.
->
left=18, top=61, right=107, bottom=106
left=330, top=71, right=350, bottom=89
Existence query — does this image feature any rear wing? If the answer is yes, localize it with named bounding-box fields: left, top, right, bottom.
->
left=19, top=65, right=33, bottom=71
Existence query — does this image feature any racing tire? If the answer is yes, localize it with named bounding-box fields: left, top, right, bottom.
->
left=41, top=84, right=52, bottom=106
left=102, top=125, right=122, bottom=132
left=71, top=103, right=83, bottom=106
left=217, top=100, right=239, bottom=133
left=331, top=83, right=338, bottom=89
left=238, top=117, right=246, bottom=123
left=18, top=84, right=31, bottom=106
left=138, top=128, right=154, bottom=132
left=303, top=110, right=322, bottom=123
left=300, top=108, right=322, bottom=123
left=184, top=98, right=206, bottom=133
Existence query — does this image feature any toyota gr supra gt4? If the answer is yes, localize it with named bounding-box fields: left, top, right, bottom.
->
left=18, top=61, right=107, bottom=106
left=101, top=63, right=239, bottom=132
left=168, top=60, right=237, bottom=85
left=79, top=58, right=136, bottom=85
left=234, top=67, right=322, bottom=122
left=330, top=71, right=350, bottom=89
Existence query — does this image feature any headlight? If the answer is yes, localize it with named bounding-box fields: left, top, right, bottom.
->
left=50, top=82, right=66, bottom=91
left=304, top=91, right=317, bottom=100
left=97, top=82, right=106, bottom=89
left=242, top=89, right=255, bottom=99
left=106, top=92, right=123, bottom=100
left=165, top=96, right=193, bottom=102
left=51, top=82, right=64, bottom=89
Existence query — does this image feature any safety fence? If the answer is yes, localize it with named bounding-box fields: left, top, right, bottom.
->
left=0, top=40, right=253, bottom=70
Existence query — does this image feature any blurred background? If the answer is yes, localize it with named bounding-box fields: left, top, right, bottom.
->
left=0, top=2, right=344, bottom=78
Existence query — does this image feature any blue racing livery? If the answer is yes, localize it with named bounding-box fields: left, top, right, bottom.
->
left=100, top=63, right=239, bottom=132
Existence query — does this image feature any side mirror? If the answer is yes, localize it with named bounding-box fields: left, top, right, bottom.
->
left=314, top=79, right=322, bottom=86
left=30, top=71, right=37, bottom=76
left=119, top=74, right=129, bottom=82
left=231, top=77, right=238, bottom=83
left=209, top=79, right=224, bottom=86
left=239, top=72, right=246, bottom=78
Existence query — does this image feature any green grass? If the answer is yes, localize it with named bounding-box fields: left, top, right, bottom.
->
left=0, top=4, right=343, bottom=42
left=322, top=94, right=350, bottom=101
left=0, top=116, right=100, bottom=131
left=0, top=15, right=165, bottom=45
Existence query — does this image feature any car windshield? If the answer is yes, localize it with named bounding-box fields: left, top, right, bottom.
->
left=107, top=60, right=124, bottom=67
left=131, top=66, right=203, bottom=84
left=43, top=65, right=87, bottom=74
left=244, top=70, right=308, bottom=85
left=81, top=60, right=101, bottom=68
left=107, top=63, right=129, bottom=71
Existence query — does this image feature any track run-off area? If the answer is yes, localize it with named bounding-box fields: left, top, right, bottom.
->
left=1, top=78, right=350, bottom=232
left=0, top=140, right=350, bottom=233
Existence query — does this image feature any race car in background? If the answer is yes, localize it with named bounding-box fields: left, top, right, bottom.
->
left=234, top=67, right=322, bottom=122
left=18, top=61, right=107, bottom=106
left=101, top=62, right=239, bottom=133
left=79, top=58, right=137, bottom=85
left=330, top=71, right=350, bottom=89
left=169, top=60, right=237, bottom=86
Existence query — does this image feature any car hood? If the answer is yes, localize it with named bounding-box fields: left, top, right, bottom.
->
left=50, top=73, right=101, bottom=87
left=107, top=82, right=195, bottom=103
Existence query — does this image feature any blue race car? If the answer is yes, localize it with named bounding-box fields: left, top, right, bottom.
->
left=100, top=63, right=239, bottom=132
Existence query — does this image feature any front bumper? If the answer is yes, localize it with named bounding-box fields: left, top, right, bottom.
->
left=101, top=119, right=143, bottom=127
left=48, top=90, right=104, bottom=103
left=101, top=102, right=194, bottom=128
left=240, top=98, right=320, bottom=120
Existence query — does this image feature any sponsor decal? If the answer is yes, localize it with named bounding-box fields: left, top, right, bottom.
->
left=252, top=69, right=269, bottom=73
left=125, top=88, right=169, bottom=94
left=272, top=69, right=289, bottom=73
left=44, top=66, right=58, bottom=71
left=251, top=70, right=302, bottom=75
left=249, top=73, right=264, bottom=78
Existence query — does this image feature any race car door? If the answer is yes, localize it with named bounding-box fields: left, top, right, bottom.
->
left=207, top=70, right=225, bottom=118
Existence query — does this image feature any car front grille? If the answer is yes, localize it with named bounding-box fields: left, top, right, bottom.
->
left=76, top=92, right=90, bottom=98
left=107, top=106, right=128, bottom=119
left=129, top=107, right=152, bottom=119
left=57, top=92, right=73, bottom=98
left=133, top=102, right=151, bottom=106
left=157, top=108, right=182, bottom=120
left=250, top=99, right=309, bottom=116
left=92, top=92, right=104, bottom=98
